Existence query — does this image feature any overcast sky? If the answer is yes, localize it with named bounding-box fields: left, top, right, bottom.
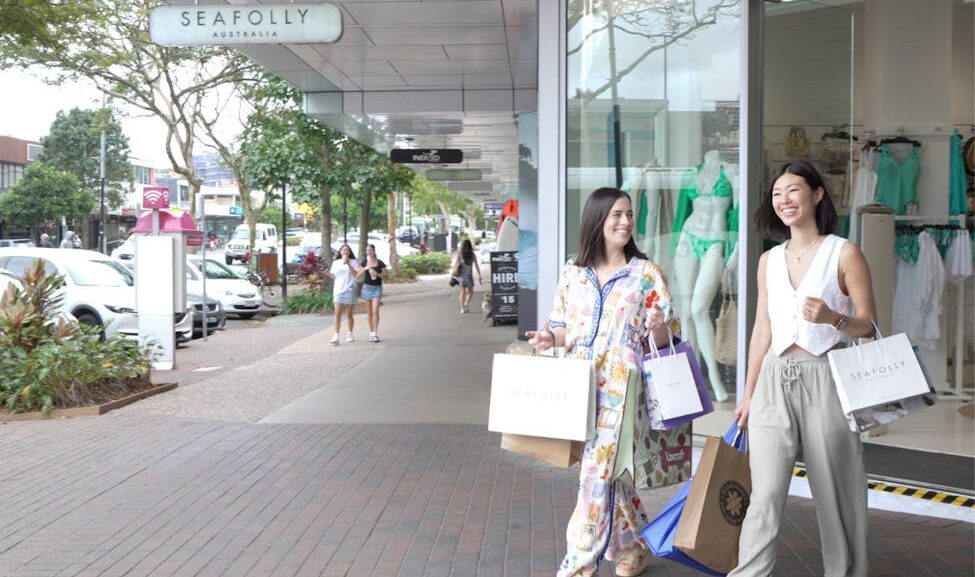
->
left=0, top=67, right=240, bottom=168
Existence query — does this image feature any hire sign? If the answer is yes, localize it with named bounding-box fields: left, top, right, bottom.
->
left=149, top=3, right=342, bottom=46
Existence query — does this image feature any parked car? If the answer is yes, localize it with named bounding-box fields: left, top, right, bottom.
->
left=0, top=238, right=35, bottom=248
left=224, top=223, right=279, bottom=265
left=186, top=256, right=262, bottom=319
left=0, top=267, right=20, bottom=294
left=110, top=236, right=136, bottom=261
left=175, top=304, right=193, bottom=344
left=0, top=248, right=139, bottom=339
left=186, top=290, right=226, bottom=337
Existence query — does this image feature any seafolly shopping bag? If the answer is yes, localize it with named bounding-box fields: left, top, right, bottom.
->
left=827, top=332, right=930, bottom=416
left=674, top=424, right=750, bottom=575
left=643, top=338, right=713, bottom=430
left=488, top=353, right=595, bottom=441
left=500, top=433, right=582, bottom=468
left=844, top=346, right=938, bottom=432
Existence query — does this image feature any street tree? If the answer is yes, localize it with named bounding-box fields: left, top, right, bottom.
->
left=409, top=176, right=474, bottom=242
left=39, top=107, right=132, bottom=210
left=0, top=163, right=93, bottom=237
left=0, top=0, right=257, bottom=218
left=234, top=75, right=344, bottom=276
left=0, top=0, right=99, bottom=49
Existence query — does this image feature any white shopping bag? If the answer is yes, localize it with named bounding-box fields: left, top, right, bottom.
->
left=488, top=353, right=595, bottom=441
left=643, top=339, right=704, bottom=421
left=827, top=332, right=931, bottom=416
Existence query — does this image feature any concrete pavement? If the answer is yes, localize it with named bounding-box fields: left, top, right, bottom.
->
left=0, top=275, right=972, bottom=577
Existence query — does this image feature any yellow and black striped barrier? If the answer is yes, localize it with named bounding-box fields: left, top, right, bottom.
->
left=791, top=467, right=975, bottom=508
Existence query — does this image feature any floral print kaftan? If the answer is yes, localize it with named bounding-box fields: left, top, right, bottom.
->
left=547, top=257, right=676, bottom=577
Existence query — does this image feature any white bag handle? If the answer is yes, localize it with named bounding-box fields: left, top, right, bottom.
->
left=643, top=323, right=677, bottom=360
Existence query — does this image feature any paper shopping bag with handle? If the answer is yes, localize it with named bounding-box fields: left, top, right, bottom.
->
left=488, top=353, right=595, bottom=441
left=500, top=433, right=582, bottom=468
left=674, top=423, right=751, bottom=574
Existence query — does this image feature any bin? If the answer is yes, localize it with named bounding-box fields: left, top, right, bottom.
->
left=257, top=252, right=279, bottom=282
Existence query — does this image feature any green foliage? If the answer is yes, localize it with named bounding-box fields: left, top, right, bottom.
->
left=259, top=205, right=294, bottom=230
left=280, top=290, right=333, bottom=315
left=0, top=162, right=93, bottom=230
left=408, top=175, right=472, bottom=216
left=0, top=0, right=99, bottom=49
left=39, top=107, right=132, bottom=209
left=396, top=264, right=419, bottom=281
left=0, top=261, right=153, bottom=414
left=400, top=253, right=452, bottom=274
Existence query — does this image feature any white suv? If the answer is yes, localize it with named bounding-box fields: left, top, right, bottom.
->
left=225, top=223, right=278, bottom=265
left=0, top=248, right=141, bottom=339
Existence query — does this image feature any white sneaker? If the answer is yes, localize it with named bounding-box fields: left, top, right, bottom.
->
left=346, top=332, right=354, bottom=343
left=368, top=332, right=377, bottom=342
left=373, top=334, right=381, bottom=343
left=329, top=333, right=339, bottom=345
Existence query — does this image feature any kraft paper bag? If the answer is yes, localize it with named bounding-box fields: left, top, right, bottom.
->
left=500, top=433, right=582, bottom=468
left=488, top=353, right=595, bottom=441
left=827, top=332, right=930, bottom=415
left=674, top=426, right=750, bottom=575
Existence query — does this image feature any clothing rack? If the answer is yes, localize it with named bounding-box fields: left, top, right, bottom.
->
left=892, top=214, right=970, bottom=401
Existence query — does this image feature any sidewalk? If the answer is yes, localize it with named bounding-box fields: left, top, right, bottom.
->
left=0, top=277, right=971, bottom=577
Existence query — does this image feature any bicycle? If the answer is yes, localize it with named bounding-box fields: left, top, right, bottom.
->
left=245, top=267, right=284, bottom=308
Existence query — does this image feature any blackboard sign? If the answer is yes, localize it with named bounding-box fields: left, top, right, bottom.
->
left=490, top=251, right=518, bottom=325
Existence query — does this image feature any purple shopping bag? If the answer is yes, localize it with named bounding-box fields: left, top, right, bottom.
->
left=642, top=338, right=714, bottom=430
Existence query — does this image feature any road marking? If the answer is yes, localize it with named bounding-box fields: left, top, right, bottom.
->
left=192, top=366, right=222, bottom=373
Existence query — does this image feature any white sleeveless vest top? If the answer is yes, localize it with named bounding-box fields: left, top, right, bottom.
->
left=767, top=234, right=851, bottom=356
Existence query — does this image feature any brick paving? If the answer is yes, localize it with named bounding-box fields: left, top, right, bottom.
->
left=0, top=415, right=971, bottom=577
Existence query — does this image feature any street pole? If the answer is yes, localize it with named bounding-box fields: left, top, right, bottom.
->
left=342, top=193, right=348, bottom=243
left=99, top=130, right=107, bottom=253
left=281, top=183, right=288, bottom=299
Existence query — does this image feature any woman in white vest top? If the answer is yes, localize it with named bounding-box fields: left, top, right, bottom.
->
left=730, top=160, right=877, bottom=577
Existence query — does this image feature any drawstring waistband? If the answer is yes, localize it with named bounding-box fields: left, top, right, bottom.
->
left=782, top=358, right=801, bottom=387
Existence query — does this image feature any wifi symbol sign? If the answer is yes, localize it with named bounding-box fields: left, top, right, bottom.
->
left=142, top=186, right=171, bottom=209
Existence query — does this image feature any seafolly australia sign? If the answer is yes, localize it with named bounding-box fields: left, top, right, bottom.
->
left=149, top=4, right=342, bottom=46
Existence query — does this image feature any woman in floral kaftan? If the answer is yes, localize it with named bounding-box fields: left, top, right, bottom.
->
left=527, top=187, right=677, bottom=577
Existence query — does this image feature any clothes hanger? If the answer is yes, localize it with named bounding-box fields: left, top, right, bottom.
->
left=880, top=128, right=920, bottom=148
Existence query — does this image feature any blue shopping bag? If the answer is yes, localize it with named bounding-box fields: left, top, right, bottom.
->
left=639, top=423, right=746, bottom=577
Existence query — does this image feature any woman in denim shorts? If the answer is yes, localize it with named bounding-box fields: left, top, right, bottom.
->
left=357, top=244, right=388, bottom=342
left=327, top=244, right=360, bottom=344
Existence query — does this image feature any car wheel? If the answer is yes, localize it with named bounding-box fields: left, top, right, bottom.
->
left=236, top=312, right=257, bottom=320
left=75, top=312, right=105, bottom=340
left=225, top=256, right=233, bottom=265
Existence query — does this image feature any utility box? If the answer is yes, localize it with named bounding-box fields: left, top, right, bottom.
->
left=131, top=209, right=203, bottom=313
left=258, top=252, right=279, bottom=282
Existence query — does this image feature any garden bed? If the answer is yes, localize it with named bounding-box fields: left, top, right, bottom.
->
left=0, top=382, right=177, bottom=422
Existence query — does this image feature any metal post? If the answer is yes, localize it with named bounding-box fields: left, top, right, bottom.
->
left=99, top=131, right=107, bottom=253
left=281, top=183, right=288, bottom=299
left=199, top=195, right=208, bottom=342
left=342, top=193, right=348, bottom=242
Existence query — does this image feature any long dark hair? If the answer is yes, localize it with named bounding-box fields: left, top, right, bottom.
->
left=574, top=187, right=646, bottom=268
left=459, top=239, right=475, bottom=265
left=337, top=243, right=356, bottom=261
left=755, top=160, right=837, bottom=241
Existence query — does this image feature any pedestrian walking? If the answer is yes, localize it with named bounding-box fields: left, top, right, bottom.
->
left=59, top=231, right=76, bottom=249
left=730, top=160, right=876, bottom=577
left=452, top=238, right=481, bottom=313
left=38, top=233, right=53, bottom=248
left=357, top=243, right=388, bottom=342
left=326, top=244, right=360, bottom=345
left=527, top=187, right=677, bottom=577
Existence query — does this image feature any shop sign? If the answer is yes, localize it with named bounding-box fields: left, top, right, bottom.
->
left=426, top=168, right=481, bottom=181
left=490, top=251, right=518, bottom=324
left=149, top=3, right=342, bottom=46
left=390, top=149, right=463, bottom=164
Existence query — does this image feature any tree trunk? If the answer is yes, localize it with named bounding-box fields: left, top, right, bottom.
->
left=357, top=189, right=371, bottom=260
left=387, top=190, right=400, bottom=276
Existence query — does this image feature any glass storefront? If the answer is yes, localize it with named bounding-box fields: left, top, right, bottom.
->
left=566, top=0, right=743, bottom=404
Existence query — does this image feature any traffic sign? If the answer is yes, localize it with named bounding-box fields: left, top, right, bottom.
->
left=390, top=149, right=463, bottom=164
left=426, top=168, right=481, bottom=181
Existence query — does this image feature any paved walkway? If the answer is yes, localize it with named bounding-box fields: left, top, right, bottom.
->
left=0, top=276, right=972, bottom=577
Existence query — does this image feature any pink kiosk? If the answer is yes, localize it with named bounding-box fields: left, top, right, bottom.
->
left=131, top=197, right=203, bottom=370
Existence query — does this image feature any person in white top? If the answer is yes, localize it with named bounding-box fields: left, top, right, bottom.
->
left=326, top=243, right=361, bottom=345
left=730, top=160, right=877, bottom=577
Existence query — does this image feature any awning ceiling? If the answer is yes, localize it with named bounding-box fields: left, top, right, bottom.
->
left=162, top=0, right=538, bottom=203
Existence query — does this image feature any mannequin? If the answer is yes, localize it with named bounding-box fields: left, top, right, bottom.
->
left=624, top=160, right=665, bottom=262
left=669, top=150, right=737, bottom=402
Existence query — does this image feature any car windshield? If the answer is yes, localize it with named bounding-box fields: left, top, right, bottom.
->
left=233, top=228, right=249, bottom=239
left=67, top=260, right=133, bottom=287
left=194, top=259, right=239, bottom=280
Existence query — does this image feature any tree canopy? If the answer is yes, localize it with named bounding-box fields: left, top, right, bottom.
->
left=0, top=163, right=93, bottom=231
left=39, top=107, right=132, bottom=210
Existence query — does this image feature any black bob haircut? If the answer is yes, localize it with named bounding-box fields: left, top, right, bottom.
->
left=573, top=187, right=647, bottom=268
left=755, top=160, right=837, bottom=241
